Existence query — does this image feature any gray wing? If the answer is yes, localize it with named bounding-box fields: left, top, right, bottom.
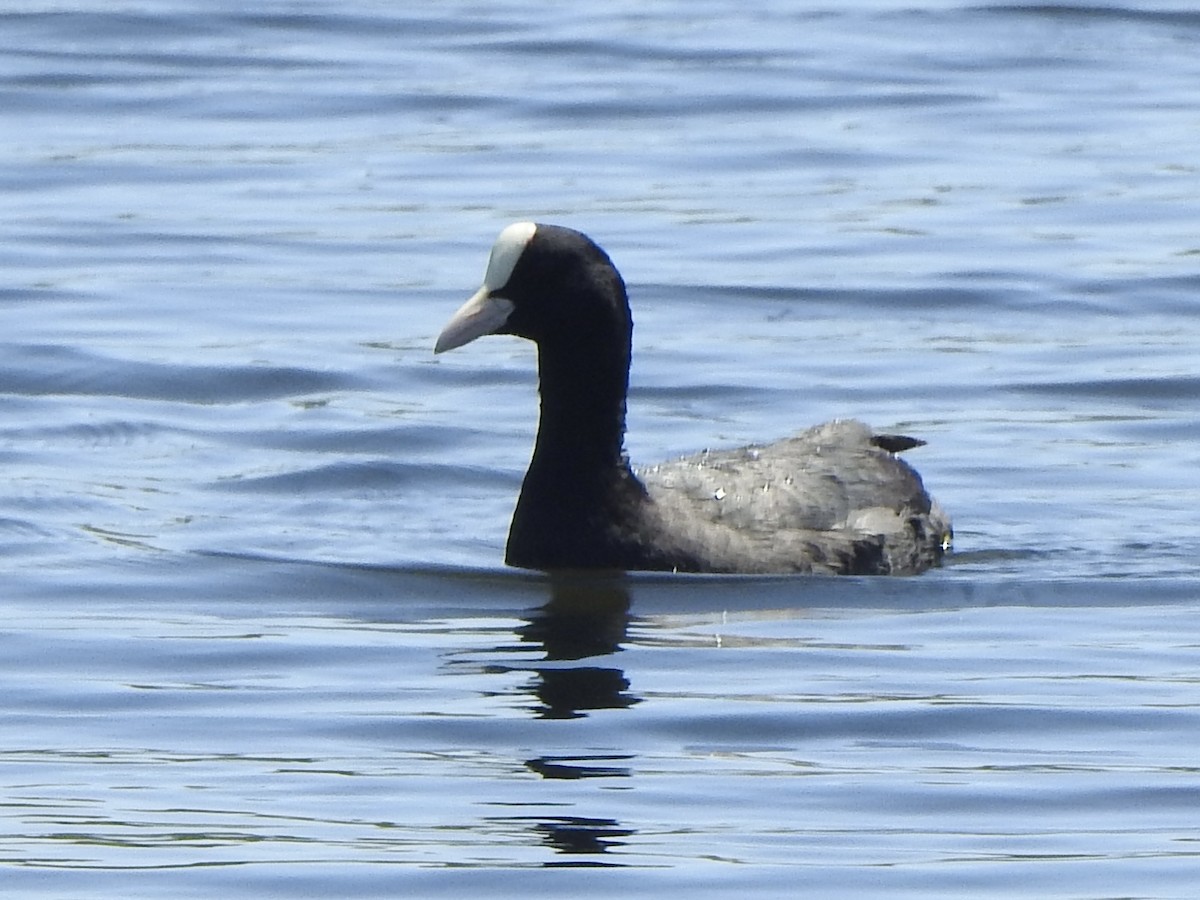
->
left=637, top=419, right=950, bottom=574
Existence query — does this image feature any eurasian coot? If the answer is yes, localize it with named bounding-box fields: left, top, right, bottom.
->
left=435, top=222, right=951, bottom=575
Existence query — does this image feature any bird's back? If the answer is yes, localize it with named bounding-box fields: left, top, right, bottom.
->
left=638, top=419, right=950, bottom=575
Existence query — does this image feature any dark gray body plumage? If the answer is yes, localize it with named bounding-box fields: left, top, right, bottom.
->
left=637, top=419, right=950, bottom=574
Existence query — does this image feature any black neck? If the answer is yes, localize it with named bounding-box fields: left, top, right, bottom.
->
left=529, top=337, right=630, bottom=478
left=505, top=336, right=648, bottom=570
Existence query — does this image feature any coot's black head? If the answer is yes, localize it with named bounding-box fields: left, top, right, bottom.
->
left=434, top=222, right=631, bottom=355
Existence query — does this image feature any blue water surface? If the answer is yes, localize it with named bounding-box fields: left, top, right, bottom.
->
left=1, top=2, right=1198, bottom=897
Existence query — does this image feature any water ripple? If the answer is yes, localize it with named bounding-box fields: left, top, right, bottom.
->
left=0, top=344, right=356, bottom=403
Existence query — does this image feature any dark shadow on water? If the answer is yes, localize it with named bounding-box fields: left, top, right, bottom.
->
left=524, top=665, right=639, bottom=719
left=514, top=572, right=641, bottom=720
left=485, top=815, right=635, bottom=867
left=517, top=572, right=633, bottom=660
left=526, top=753, right=634, bottom=779
left=536, top=816, right=634, bottom=864
left=490, top=577, right=641, bottom=864
left=486, top=578, right=641, bottom=866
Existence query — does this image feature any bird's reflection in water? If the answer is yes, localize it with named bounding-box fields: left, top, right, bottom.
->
left=484, top=815, right=634, bottom=866
left=486, top=575, right=640, bottom=865
left=516, top=572, right=641, bottom=719
left=518, top=572, right=633, bottom=660
left=534, top=816, right=634, bottom=864
left=526, top=753, right=633, bottom=780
